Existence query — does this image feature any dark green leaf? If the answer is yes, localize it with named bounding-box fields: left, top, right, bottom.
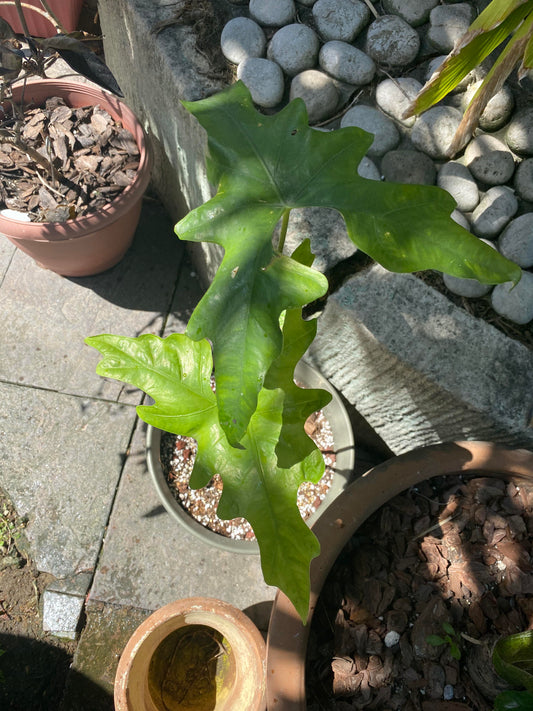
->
left=493, top=631, right=533, bottom=693
left=426, top=635, right=446, bottom=646
left=494, top=690, right=533, bottom=710
left=0, top=18, right=15, bottom=39
left=38, top=35, right=123, bottom=96
left=178, top=81, right=520, bottom=445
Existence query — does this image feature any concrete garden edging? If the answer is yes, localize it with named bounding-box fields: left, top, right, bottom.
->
left=98, top=0, right=533, bottom=455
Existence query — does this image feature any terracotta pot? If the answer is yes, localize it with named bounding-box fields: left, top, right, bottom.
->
left=114, top=597, right=266, bottom=711
left=146, top=360, right=355, bottom=554
left=0, top=0, right=83, bottom=36
left=266, top=441, right=533, bottom=710
left=0, top=80, right=152, bottom=276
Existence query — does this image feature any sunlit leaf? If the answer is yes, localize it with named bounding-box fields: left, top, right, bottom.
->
left=405, top=1, right=533, bottom=117
left=85, top=332, right=322, bottom=621
left=178, top=81, right=520, bottom=445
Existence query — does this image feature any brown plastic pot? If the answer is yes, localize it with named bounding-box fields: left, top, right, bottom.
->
left=266, top=441, right=533, bottom=710
left=115, top=597, right=266, bottom=711
left=0, top=0, right=83, bottom=36
left=0, top=80, right=152, bottom=276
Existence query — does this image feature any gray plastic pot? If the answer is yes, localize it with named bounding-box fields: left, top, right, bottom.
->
left=146, top=360, right=355, bottom=554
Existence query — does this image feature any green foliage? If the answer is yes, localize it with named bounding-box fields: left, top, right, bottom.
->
left=426, top=622, right=462, bottom=660
left=493, top=630, right=533, bottom=692
left=406, top=0, right=533, bottom=155
left=87, top=82, right=520, bottom=622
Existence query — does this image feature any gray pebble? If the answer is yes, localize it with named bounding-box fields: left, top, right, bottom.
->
left=506, top=108, right=533, bottom=156
left=462, top=81, right=514, bottom=132
left=443, top=238, right=495, bottom=298
left=498, top=214, right=533, bottom=268
left=249, top=0, right=295, bottom=26
left=411, top=105, right=463, bottom=159
left=427, top=3, right=475, bottom=53
left=438, top=162, right=479, bottom=212
left=382, top=0, right=439, bottom=27
left=464, top=135, right=515, bottom=185
left=381, top=149, right=436, bottom=184
left=365, top=15, right=420, bottom=67
left=375, top=77, right=423, bottom=127
left=220, top=17, right=266, bottom=64
left=450, top=209, right=470, bottom=231
left=237, top=58, right=285, bottom=108
left=290, top=70, right=339, bottom=123
left=357, top=156, right=381, bottom=181
left=514, top=158, right=533, bottom=202
left=340, top=105, right=400, bottom=158
left=267, top=24, right=320, bottom=76
left=471, top=186, right=518, bottom=238
left=312, top=0, right=370, bottom=42
left=319, top=41, right=376, bottom=86
left=491, top=270, right=533, bottom=325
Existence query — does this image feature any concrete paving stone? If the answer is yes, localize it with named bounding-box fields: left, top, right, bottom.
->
left=307, top=265, right=533, bottom=454
left=42, top=589, right=86, bottom=640
left=0, top=381, right=136, bottom=579
left=90, top=418, right=276, bottom=614
left=0, top=202, right=186, bottom=403
left=0, top=239, right=16, bottom=282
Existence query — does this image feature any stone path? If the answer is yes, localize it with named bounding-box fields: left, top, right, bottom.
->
left=0, top=201, right=276, bottom=706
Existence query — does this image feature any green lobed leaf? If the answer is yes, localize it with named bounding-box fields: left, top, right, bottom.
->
left=178, top=81, right=520, bottom=446
left=85, top=332, right=322, bottom=621
left=493, top=631, right=533, bottom=693
left=264, top=240, right=332, bottom=469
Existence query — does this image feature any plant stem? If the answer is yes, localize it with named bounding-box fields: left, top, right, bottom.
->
left=277, top=208, right=290, bottom=254
left=14, top=0, right=30, bottom=37
left=39, top=0, right=67, bottom=33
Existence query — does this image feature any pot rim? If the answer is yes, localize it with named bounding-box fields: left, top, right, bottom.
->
left=146, top=359, right=356, bottom=554
left=266, top=440, right=533, bottom=711
left=114, top=596, right=267, bottom=711
left=0, top=79, right=152, bottom=240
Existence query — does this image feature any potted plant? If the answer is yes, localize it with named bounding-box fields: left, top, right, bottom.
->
left=0, top=0, right=84, bottom=37
left=146, top=359, right=355, bottom=554
left=86, top=81, right=520, bottom=623
left=0, top=2, right=152, bottom=276
left=266, top=441, right=533, bottom=709
left=114, top=596, right=267, bottom=711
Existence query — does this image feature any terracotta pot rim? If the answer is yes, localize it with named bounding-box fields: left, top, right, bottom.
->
left=0, top=79, right=152, bottom=241
left=115, top=596, right=267, bottom=711
left=266, top=440, right=533, bottom=711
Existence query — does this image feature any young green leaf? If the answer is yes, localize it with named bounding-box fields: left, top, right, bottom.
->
left=85, top=332, right=322, bottom=621
left=178, top=81, right=520, bottom=446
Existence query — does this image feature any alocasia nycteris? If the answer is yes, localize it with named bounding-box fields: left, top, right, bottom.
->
left=87, top=82, right=520, bottom=621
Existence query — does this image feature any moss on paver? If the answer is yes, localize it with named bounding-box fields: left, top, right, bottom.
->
left=60, top=601, right=151, bottom=710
